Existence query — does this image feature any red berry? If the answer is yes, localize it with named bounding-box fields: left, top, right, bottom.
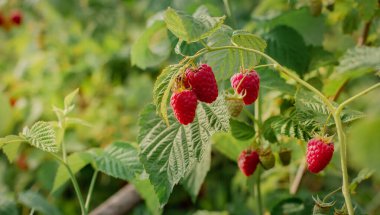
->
left=238, top=150, right=260, bottom=176
left=185, top=64, right=218, bottom=103
left=307, top=138, right=334, bottom=173
left=0, top=13, right=4, bottom=26
left=170, top=90, right=198, bottom=125
left=230, top=70, right=260, bottom=105
left=9, top=97, right=17, bottom=107
left=10, top=11, right=22, bottom=25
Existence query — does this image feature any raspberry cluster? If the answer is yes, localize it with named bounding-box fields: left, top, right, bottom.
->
left=171, top=64, right=218, bottom=125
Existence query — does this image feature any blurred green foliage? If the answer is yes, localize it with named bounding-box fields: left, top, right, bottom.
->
left=0, top=0, right=379, bottom=214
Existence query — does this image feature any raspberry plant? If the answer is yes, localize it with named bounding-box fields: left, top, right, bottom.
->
left=0, top=2, right=379, bottom=215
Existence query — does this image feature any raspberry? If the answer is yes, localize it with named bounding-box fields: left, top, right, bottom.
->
left=170, top=90, right=198, bottom=125
left=230, top=70, right=260, bottom=105
left=10, top=11, right=22, bottom=25
left=225, top=95, right=244, bottom=117
left=306, top=137, right=334, bottom=173
left=238, top=150, right=260, bottom=176
left=185, top=64, right=218, bottom=103
left=259, top=149, right=275, bottom=170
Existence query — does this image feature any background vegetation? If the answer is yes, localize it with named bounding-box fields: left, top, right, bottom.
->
left=0, top=0, right=379, bottom=214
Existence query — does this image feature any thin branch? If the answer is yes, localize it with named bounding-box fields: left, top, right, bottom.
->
left=90, top=184, right=141, bottom=215
left=357, top=19, right=372, bottom=46
left=290, top=158, right=307, bottom=195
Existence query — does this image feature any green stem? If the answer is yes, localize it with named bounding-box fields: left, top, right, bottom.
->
left=50, top=153, right=87, bottom=215
left=337, top=83, right=380, bottom=113
left=85, top=170, right=99, bottom=211
left=256, top=167, right=263, bottom=215
left=207, top=45, right=336, bottom=113
left=333, top=113, right=354, bottom=215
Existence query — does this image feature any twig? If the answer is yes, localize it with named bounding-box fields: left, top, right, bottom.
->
left=290, top=158, right=307, bottom=195
left=89, top=184, right=141, bottom=215
left=357, top=19, right=372, bottom=46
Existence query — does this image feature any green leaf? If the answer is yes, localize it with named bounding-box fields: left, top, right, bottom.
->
left=138, top=96, right=229, bottom=205
left=342, top=9, right=360, bottom=34
left=212, top=132, right=251, bottom=161
left=0, top=135, right=25, bottom=149
left=265, top=26, right=310, bottom=76
left=0, top=195, right=18, bottom=215
left=64, top=88, right=79, bottom=111
left=52, top=150, right=98, bottom=192
left=257, top=68, right=296, bottom=94
left=230, top=119, right=255, bottom=140
left=153, top=64, right=183, bottom=125
left=337, top=46, right=380, bottom=73
left=271, top=112, right=312, bottom=141
left=350, top=168, right=375, bottom=193
left=2, top=142, right=22, bottom=163
left=264, top=7, right=325, bottom=46
left=205, top=26, right=266, bottom=81
left=295, top=90, right=365, bottom=127
left=182, top=143, right=211, bottom=202
left=21, top=121, right=58, bottom=152
left=132, top=174, right=162, bottom=215
left=164, top=7, right=225, bottom=43
left=96, top=142, right=143, bottom=181
left=131, top=21, right=171, bottom=69
left=231, top=30, right=267, bottom=65
left=18, top=191, right=61, bottom=215
left=262, top=117, right=278, bottom=143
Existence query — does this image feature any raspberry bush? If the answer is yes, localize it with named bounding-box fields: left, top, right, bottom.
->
left=0, top=1, right=379, bottom=215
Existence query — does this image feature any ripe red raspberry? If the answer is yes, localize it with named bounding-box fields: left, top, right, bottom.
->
left=238, top=150, right=260, bottom=176
left=307, top=137, right=334, bottom=173
left=10, top=11, right=22, bottom=25
left=230, top=70, right=260, bottom=105
left=170, top=90, right=198, bottom=125
left=185, top=64, right=218, bottom=103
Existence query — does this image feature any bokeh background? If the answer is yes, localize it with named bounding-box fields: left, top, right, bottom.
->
left=0, top=0, right=379, bottom=214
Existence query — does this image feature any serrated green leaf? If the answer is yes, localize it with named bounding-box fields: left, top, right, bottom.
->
left=0, top=194, right=18, bottom=215
left=52, top=150, right=98, bottom=192
left=153, top=64, right=183, bottom=125
left=265, top=26, right=310, bottom=76
left=2, top=142, right=22, bottom=163
left=205, top=26, right=266, bottom=81
left=132, top=173, right=162, bottom=215
left=138, top=96, right=229, bottom=205
left=131, top=21, right=171, bottom=69
left=182, top=143, right=211, bottom=202
left=212, top=132, right=251, bottom=161
left=337, top=46, right=380, bottom=73
left=64, top=88, right=79, bottom=111
left=230, top=119, right=255, bottom=140
left=164, top=7, right=225, bottom=43
left=350, top=168, right=375, bottom=193
left=295, top=90, right=365, bottom=127
left=19, top=191, right=61, bottom=215
left=96, top=142, right=143, bottom=181
left=22, top=121, right=58, bottom=152
left=271, top=113, right=312, bottom=141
